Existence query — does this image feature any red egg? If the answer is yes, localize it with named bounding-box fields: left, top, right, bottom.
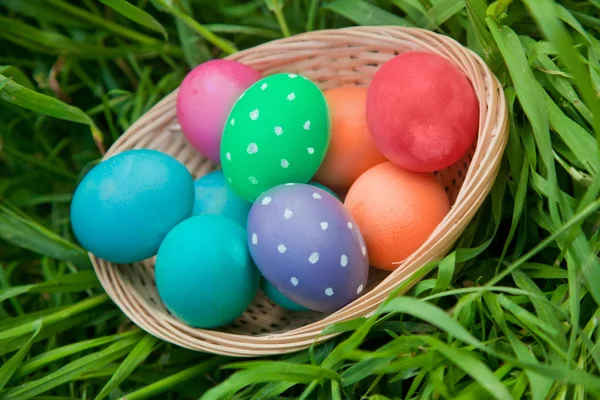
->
left=366, top=52, right=479, bottom=172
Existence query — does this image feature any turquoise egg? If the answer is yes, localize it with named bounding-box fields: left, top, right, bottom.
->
left=261, top=278, right=308, bottom=311
left=193, top=171, right=251, bottom=228
left=309, top=181, right=339, bottom=200
left=155, top=215, right=259, bottom=328
left=70, top=149, right=194, bottom=264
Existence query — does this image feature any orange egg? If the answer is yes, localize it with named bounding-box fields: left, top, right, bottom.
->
left=344, top=162, right=450, bottom=271
left=314, top=87, right=387, bottom=191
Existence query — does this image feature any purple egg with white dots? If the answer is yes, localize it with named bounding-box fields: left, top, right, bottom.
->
left=247, top=183, right=368, bottom=312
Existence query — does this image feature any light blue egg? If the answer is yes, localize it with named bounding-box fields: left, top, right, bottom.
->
left=193, top=171, right=251, bottom=227
left=309, top=181, right=339, bottom=200
left=155, top=215, right=259, bottom=328
left=261, top=278, right=309, bottom=312
left=70, top=149, right=194, bottom=264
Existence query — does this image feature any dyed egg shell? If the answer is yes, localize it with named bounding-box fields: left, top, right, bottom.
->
left=247, top=184, right=368, bottom=312
left=260, top=278, right=308, bottom=311
left=221, top=73, right=330, bottom=201
left=366, top=52, right=479, bottom=172
left=309, top=181, right=339, bottom=200
left=345, top=162, right=450, bottom=271
left=177, top=60, right=261, bottom=163
left=70, top=149, right=194, bottom=264
left=193, top=170, right=251, bottom=228
left=315, top=87, right=387, bottom=190
left=155, top=215, right=259, bottom=328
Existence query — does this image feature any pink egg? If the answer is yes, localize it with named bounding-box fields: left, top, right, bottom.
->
left=176, top=60, right=261, bottom=163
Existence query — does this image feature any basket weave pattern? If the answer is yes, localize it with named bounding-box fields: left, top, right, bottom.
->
left=91, top=26, right=508, bottom=356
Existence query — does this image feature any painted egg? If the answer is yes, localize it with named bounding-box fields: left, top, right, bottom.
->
left=70, top=149, right=194, bottom=264
left=155, top=215, right=259, bottom=328
left=177, top=60, right=261, bottom=163
left=247, top=184, right=368, bottom=312
left=345, top=162, right=450, bottom=271
left=220, top=73, right=330, bottom=201
left=309, top=181, right=340, bottom=200
left=260, top=278, right=308, bottom=311
left=192, top=170, right=251, bottom=228
left=366, top=52, right=479, bottom=172
left=314, top=87, right=387, bottom=190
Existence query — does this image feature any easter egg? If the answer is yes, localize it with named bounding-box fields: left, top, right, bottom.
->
left=309, top=181, right=339, bottom=200
left=247, top=184, right=368, bottom=312
left=221, top=73, right=330, bottom=201
left=192, top=170, right=251, bottom=228
left=260, top=278, right=308, bottom=311
left=177, top=60, right=261, bottom=162
left=314, top=87, right=387, bottom=190
left=344, top=162, right=450, bottom=271
left=70, top=149, right=194, bottom=264
left=155, top=215, right=259, bottom=328
left=366, top=52, right=479, bottom=172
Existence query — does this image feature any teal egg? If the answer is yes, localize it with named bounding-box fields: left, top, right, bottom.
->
left=155, top=215, right=259, bottom=328
left=193, top=171, right=251, bottom=227
left=70, top=149, right=194, bottom=264
left=309, top=181, right=339, bottom=200
left=261, top=278, right=308, bottom=311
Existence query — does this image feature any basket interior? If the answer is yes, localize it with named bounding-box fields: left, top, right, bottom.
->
left=97, top=35, right=477, bottom=337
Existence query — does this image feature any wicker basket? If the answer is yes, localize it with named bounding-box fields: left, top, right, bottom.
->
left=91, top=26, right=508, bottom=356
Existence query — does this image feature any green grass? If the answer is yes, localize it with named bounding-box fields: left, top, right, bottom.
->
left=0, top=0, right=599, bottom=398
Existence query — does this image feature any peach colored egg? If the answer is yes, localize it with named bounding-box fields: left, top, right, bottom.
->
left=314, top=87, right=387, bottom=191
left=344, top=162, right=450, bottom=271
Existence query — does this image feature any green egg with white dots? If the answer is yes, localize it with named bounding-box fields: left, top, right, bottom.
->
left=221, top=73, right=330, bottom=201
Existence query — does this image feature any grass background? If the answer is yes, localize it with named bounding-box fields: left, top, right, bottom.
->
left=1, top=0, right=600, bottom=399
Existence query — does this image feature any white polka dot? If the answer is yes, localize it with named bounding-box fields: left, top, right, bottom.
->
left=288, top=74, right=297, bottom=78
left=357, top=284, right=364, bottom=294
left=281, top=159, right=289, bottom=168
left=247, top=143, right=258, bottom=154
left=362, top=246, right=367, bottom=257
left=250, top=109, right=259, bottom=120
left=325, top=287, right=334, bottom=296
left=227, top=177, right=232, bottom=183
left=303, top=121, right=311, bottom=130
left=251, top=233, right=258, bottom=245
left=249, top=176, right=258, bottom=184
left=308, top=252, right=319, bottom=264
left=230, top=118, right=235, bottom=126
left=312, top=193, right=322, bottom=199
left=307, top=147, right=314, bottom=155
left=283, top=209, right=293, bottom=219
left=320, top=222, right=328, bottom=231
left=290, top=277, right=298, bottom=286
left=261, top=83, right=268, bottom=90
left=347, top=222, right=353, bottom=229
left=340, top=254, right=348, bottom=267
left=261, top=196, right=272, bottom=205
left=285, top=183, right=295, bottom=186
left=278, top=244, right=287, bottom=253
left=274, top=126, right=283, bottom=136
left=287, top=92, right=296, bottom=101
left=225, top=152, right=231, bottom=161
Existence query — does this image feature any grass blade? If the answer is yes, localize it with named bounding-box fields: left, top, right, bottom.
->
left=2, top=337, right=139, bottom=400
left=0, top=321, right=42, bottom=389
left=94, top=334, right=159, bottom=400
left=0, top=74, right=103, bottom=150
left=325, top=0, right=413, bottom=27
left=124, top=357, right=229, bottom=400
left=0, top=201, right=90, bottom=267
left=0, top=271, right=99, bottom=303
left=100, top=0, right=168, bottom=39
left=523, top=0, right=600, bottom=146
